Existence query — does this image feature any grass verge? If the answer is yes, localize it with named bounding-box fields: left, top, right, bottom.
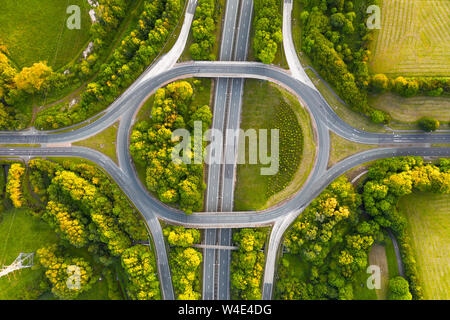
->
left=328, top=132, right=376, bottom=168
left=73, top=122, right=119, bottom=164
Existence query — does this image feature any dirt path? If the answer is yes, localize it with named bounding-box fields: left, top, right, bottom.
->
left=369, top=243, right=390, bottom=300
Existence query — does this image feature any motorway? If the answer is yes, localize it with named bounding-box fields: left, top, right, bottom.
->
left=202, top=0, right=240, bottom=300
left=0, top=0, right=449, bottom=301
left=203, top=0, right=253, bottom=300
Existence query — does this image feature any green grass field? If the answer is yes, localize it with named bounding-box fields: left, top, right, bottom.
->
left=0, top=197, right=122, bottom=300
left=234, top=80, right=315, bottom=211
left=398, top=192, right=450, bottom=300
left=370, top=0, right=450, bottom=76
left=0, top=0, right=91, bottom=70
left=0, top=208, right=60, bottom=300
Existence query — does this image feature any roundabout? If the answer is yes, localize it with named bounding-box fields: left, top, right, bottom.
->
left=0, top=0, right=449, bottom=301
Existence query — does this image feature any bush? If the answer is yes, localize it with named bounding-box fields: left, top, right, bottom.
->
left=418, top=117, right=440, bottom=132
left=388, top=276, right=412, bottom=300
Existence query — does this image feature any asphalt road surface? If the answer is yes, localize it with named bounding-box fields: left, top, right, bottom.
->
left=0, top=0, right=448, bottom=301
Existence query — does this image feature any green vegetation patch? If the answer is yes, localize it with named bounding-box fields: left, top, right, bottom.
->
left=329, top=132, right=376, bottom=167
left=164, top=225, right=202, bottom=300
left=130, top=80, right=212, bottom=214
left=73, top=122, right=119, bottom=164
left=235, top=80, right=312, bottom=211
left=398, top=192, right=450, bottom=300
left=231, top=228, right=267, bottom=300
left=0, top=208, right=59, bottom=300
left=369, top=0, right=450, bottom=77
left=0, top=0, right=91, bottom=70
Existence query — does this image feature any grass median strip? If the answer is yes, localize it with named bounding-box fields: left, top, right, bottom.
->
left=73, top=122, right=118, bottom=165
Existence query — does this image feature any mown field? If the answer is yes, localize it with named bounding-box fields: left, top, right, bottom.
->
left=370, top=0, right=450, bottom=76
left=0, top=0, right=91, bottom=70
left=234, top=80, right=315, bottom=211
left=368, top=93, right=450, bottom=123
left=398, top=192, right=450, bottom=300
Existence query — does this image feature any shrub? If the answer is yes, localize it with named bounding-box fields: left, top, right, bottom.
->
left=388, top=276, right=412, bottom=300
left=418, top=117, right=440, bottom=132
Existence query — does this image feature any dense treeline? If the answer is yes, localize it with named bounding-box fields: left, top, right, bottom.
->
left=0, top=0, right=133, bottom=130
left=231, top=228, right=267, bottom=299
left=6, top=163, right=25, bottom=208
left=25, top=158, right=160, bottom=299
left=164, top=225, right=202, bottom=299
left=190, top=0, right=217, bottom=60
left=253, top=0, right=282, bottom=64
left=130, top=80, right=212, bottom=214
left=164, top=225, right=201, bottom=247
left=32, top=0, right=183, bottom=130
left=300, top=0, right=386, bottom=122
left=276, top=156, right=450, bottom=300
left=121, top=245, right=161, bottom=300
left=369, top=74, right=450, bottom=98
left=277, top=176, right=375, bottom=299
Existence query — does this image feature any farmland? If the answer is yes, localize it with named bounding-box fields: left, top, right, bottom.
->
left=368, top=93, right=450, bottom=123
left=398, top=192, right=450, bottom=300
left=370, top=0, right=450, bottom=76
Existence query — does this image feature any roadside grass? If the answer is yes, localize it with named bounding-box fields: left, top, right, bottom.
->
left=157, top=0, right=188, bottom=59
left=368, top=93, right=450, bottom=124
left=181, top=0, right=226, bottom=62
left=328, top=132, right=376, bottom=168
left=369, top=0, right=450, bottom=77
left=384, top=234, right=399, bottom=279
left=73, top=122, right=119, bottom=165
left=432, top=144, right=450, bottom=148
left=0, top=0, right=91, bottom=70
left=398, top=192, right=450, bottom=300
left=368, top=243, right=390, bottom=300
left=234, top=80, right=314, bottom=211
left=0, top=208, right=60, bottom=300
left=264, top=87, right=315, bottom=209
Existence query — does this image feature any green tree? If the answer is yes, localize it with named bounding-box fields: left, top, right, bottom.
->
left=388, top=276, right=412, bottom=300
